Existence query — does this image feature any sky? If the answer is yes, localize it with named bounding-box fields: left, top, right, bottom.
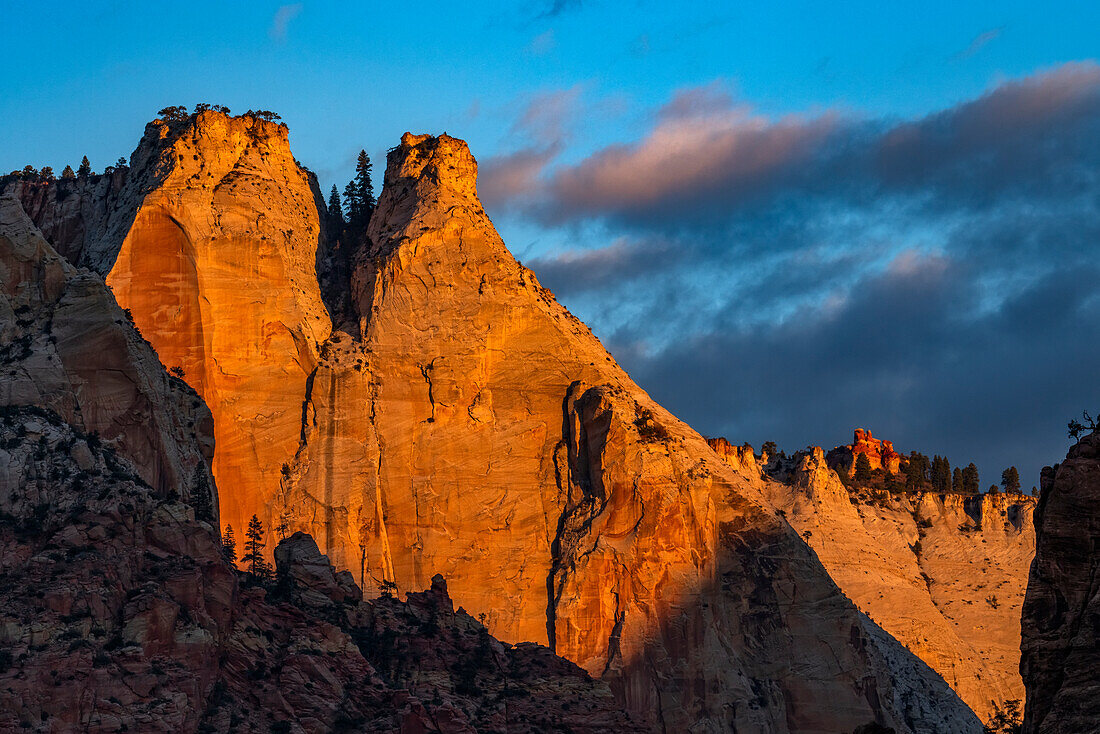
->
left=3, top=1, right=1099, bottom=488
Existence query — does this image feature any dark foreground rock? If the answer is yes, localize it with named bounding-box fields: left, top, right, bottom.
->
left=1021, top=431, right=1100, bottom=733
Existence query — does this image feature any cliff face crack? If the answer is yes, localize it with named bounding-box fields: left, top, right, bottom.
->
left=419, top=358, right=438, bottom=423
left=546, top=382, right=611, bottom=653
left=601, top=591, right=625, bottom=677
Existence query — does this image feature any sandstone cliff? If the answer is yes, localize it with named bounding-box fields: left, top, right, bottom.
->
left=0, top=205, right=641, bottom=733
left=712, top=441, right=1034, bottom=724
left=1021, top=431, right=1100, bottom=733
left=7, top=112, right=983, bottom=732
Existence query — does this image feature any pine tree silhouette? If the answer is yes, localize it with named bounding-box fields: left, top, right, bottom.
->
left=222, top=525, right=237, bottom=564
left=242, top=514, right=272, bottom=580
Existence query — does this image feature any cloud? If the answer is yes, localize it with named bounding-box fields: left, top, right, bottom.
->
left=539, top=0, right=583, bottom=18
left=481, top=62, right=1100, bottom=489
left=954, top=27, right=1005, bottom=60
left=480, top=146, right=561, bottom=212
left=509, top=86, right=584, bottom=145
left=526, top=29, right=557, bottom=56
left=269, top=4, right=302, bottom=41
left=528, top=236, right=678, bottom=295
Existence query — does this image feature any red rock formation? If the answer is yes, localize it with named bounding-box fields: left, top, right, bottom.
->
left=1021, top=432, right=1100, bottom=733
left=827, top=428, right=904, bottom=476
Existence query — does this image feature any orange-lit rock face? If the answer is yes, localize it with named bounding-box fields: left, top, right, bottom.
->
left=827, top=427, right=904, bottom=475
left=88, top=120, right=981, bottom=732
left=104, top=112, right=329, bottom=545
left=748, top=445, right=1035, bottom=724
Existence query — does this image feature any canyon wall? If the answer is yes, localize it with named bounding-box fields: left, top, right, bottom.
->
left=0, top=195, right=643, bottom=733
left=1021, top=432, right=1100, bottom=733
left=4, top=113, right=983, bottom=732
left=711, top=440, right=1034, bottom=724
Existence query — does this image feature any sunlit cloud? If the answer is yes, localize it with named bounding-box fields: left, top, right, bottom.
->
left=269, top=4, right=302, bottom=42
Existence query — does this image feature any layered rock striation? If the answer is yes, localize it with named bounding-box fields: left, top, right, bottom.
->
left=1021, top=431, right=1100, bottom=733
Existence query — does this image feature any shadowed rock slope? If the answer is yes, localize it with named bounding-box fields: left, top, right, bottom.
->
left=6, top=113, right=982, bottom=732
left=0, top=200, right=642, bottom=733
left=711, top=440, right=1035, bottom=724
left=1021, top=431, right=1100, bottom=733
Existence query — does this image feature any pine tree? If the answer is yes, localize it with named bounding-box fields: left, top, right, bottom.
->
left=854, top=453, right=873, bottom=483
left=905, top=452, right=930, bottom=491
left=61, top=165, right=75, bottom=179
left=222, top=525, right=237, bottom=564
left=327, top=184, right=344, bottom=231
left=952, top=466, right=963, bottom=493
left=1001, top=466, right=1020, bottom=494
left=930, top=455, right=951, bottom=492
left=78, top=156, right=91, bottom=178
left=960, top=463, right=980, bottom=495
left=191, top=471, right=214, bottom=522
left=243, top=514, right=272, bottom=580
left=115, top=156, right=127, bottom=168
left=343, top=150, right=375, bottom=241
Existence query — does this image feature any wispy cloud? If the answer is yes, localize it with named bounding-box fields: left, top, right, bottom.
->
left=526, top=29, right=557, bottom=56
left=269, top=3, right=302, bottom=42
left=954, top=26, right=1005, bottom=60
left=539, top=0, right=583, bottom=19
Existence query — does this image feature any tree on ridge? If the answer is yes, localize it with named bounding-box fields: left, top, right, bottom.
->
left=242, top=514, right=272, bottom=580
left=222, top=525, right=237, bottom=565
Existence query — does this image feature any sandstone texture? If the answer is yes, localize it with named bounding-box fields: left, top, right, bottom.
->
left=713, top=441, right=1034, bottom=725
left=5, top=112, right=984, bottom=732
left=0, top=209, right=641, bottom=733
left=827, top=428, right=905, bottom=476
left=1021, top=431, right=1100, bottom=733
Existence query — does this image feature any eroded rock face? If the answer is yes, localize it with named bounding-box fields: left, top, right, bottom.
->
left=0, top=208, right=641, bottom=733
left=23, top=116, right=981, bottom=731
left=1021, top=432, right=1100, bottom=733
left=726, top=443, right=1035, bottom=724
left=98, top=112, right=332, bottom=547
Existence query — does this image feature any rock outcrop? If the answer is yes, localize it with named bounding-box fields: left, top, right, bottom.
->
left=7, top=113, right=984, bottom=732
left=0, top=206, right=641, bottom=733
left=1021, top=431, right=1100, bottom=733
left=715, top=442, right=1035, bottom=725
left=827, top=428, right=904, bottom=476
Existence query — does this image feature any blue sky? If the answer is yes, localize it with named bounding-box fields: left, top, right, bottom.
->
left=4, top=1, right=1100, bottom=487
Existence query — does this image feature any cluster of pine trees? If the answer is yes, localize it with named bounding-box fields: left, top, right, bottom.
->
left=220, top=515, right=273, bottom=581
left=852, top=450, right=1025, bottom=495
left=5, top=155, right=126, bottom=182
left=325, top=150, right=376, bottom=245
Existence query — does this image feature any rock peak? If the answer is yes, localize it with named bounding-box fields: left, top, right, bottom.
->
left=386, top=132, right=479, bottom=202
left=826, top=427, right=903, bottom=476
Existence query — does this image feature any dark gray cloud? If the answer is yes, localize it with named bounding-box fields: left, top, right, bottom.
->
left=612, top=253, right=1100, bottom=490
left=481, top=63, right=1100, bottom=487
